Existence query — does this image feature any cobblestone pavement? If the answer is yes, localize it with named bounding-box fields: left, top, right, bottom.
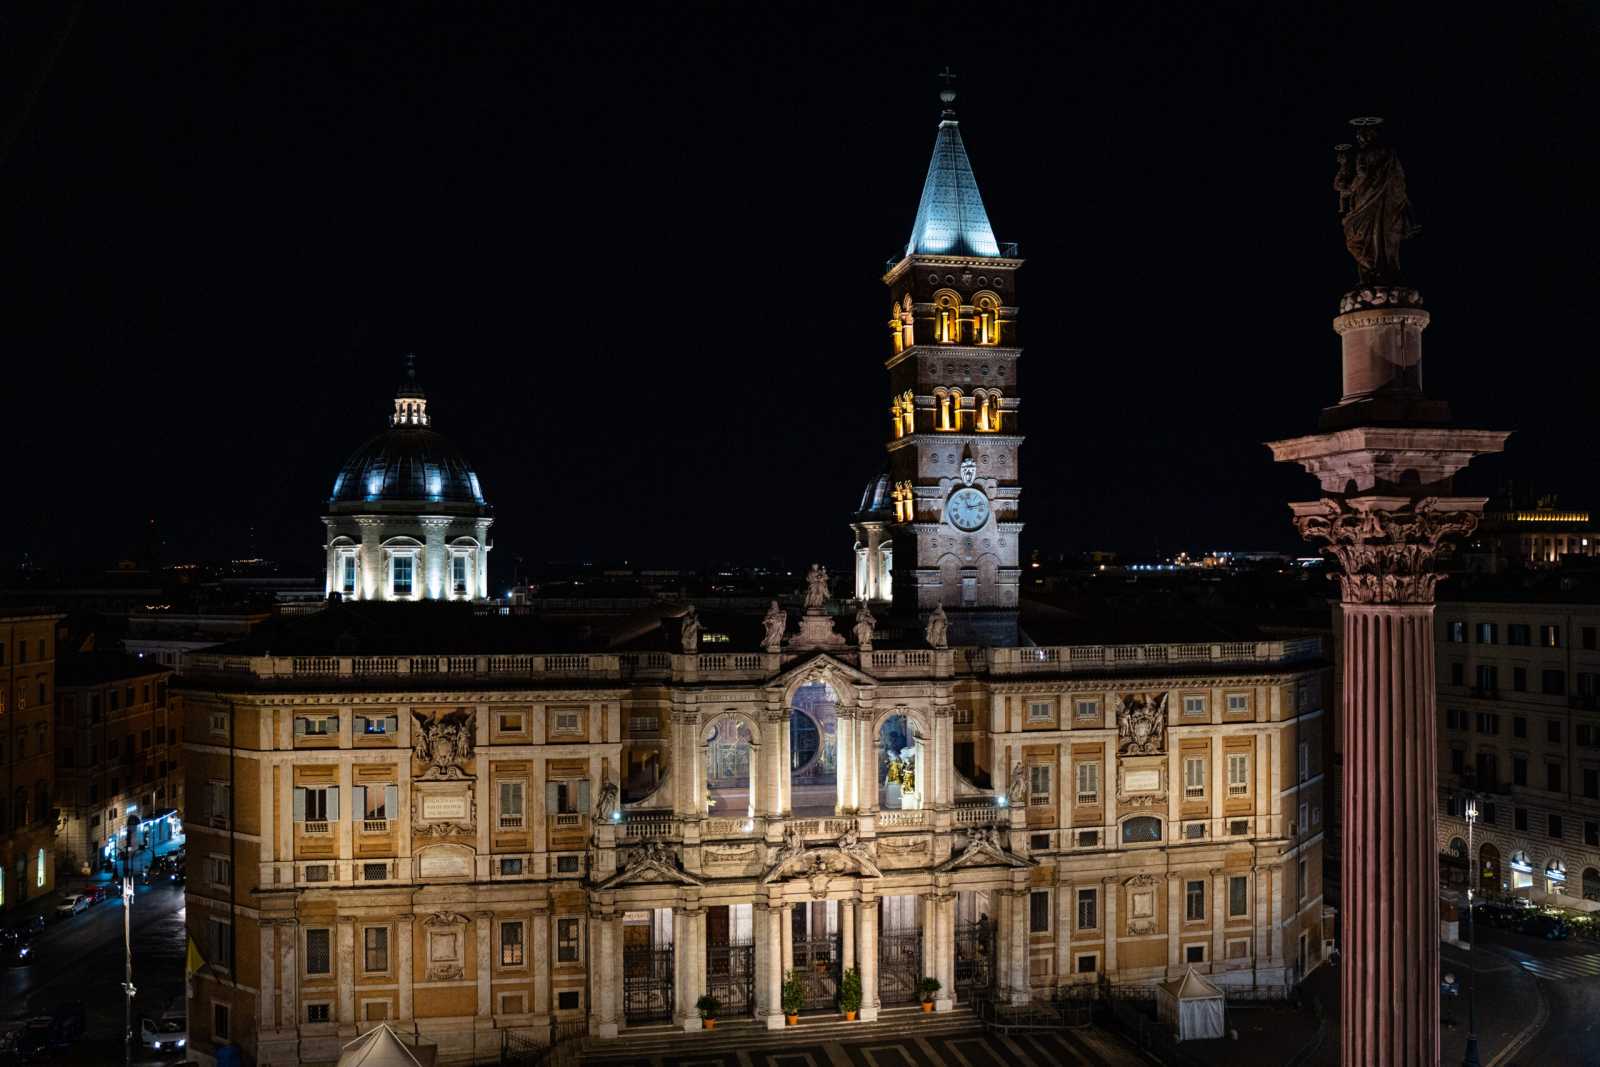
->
left=587, top=1027, right=1145, bottom=1067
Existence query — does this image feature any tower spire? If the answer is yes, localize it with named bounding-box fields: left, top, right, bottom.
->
left=391, top=353, right=430, bottom=426
left=905, top=72, right=1000, bottom=258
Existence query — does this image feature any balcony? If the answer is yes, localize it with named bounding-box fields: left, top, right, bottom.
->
left=552, top=813, right=582, bottom=829
left=301, top=820, right=330, bottom=835
left=497, top=814, right=525, bottom=830
left=877, top=810, right=928, bottom=831
left=360, top=819, right=389, bottom=834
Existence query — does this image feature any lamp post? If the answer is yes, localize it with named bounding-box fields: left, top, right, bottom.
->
left=1462, top=798, right=1480, bottom=1067
left=123, top=810, right=139, bottom=1067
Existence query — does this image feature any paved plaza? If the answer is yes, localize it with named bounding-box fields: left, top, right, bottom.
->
left=585, top=1027, right=1143, bottom=1067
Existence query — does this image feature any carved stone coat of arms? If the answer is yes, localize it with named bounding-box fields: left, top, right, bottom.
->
left=1116, top=693, right=1168, bottom=755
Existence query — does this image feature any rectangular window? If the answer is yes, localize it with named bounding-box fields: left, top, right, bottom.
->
left=1585, top=768, right=1599, bottom=799
left=1585, top=626, right=1598, bottom=651
left=1078, top=829, right=1100, bottom=847
left=1587, top=821, right=1599, bottom=847
left=500, top=921, right=525, bottom=966
left=1476, top=665, right=1499, bottom=692
left=557, top=918, right=581, bottom=962
left=499, top=780, right=524, bottom=826
left=1543, top=670, right=1567, bottom=696
left=342, top=555, right=357, bottom=594
left=1476, top=713, right=1500, bottom=735
left=1297, top=858, right=1308, bottom=902
left=1076, top=954, right=1098, bottom=974
left=1226, top=939, right=1250, bottom=960
left=1026, top=701, right=1053, bottom=723
left=1227, top=753, right=1249, bottom=794
left=500, top=857, right=524, bottom=876
left=1028, top=765, right=1051, bottom=805
left=1299, top=801, right=1310, bottom=833
left=210, top=918, right=233, bottom=971
left=306, top=928, right=331, bottom=975
left=1514, top=756, right=1527, bottom=786
left=362, top=862, right=389, bottom=881
left=209, top=856, right=232, bottom=887
left=213, top=1002, right=230, bottom=1042
left=1481, top=802, right=1497, bottom=825
left=557, top=991, right=580, bottom=1011
left=1514, top=716, right=1527, bottom=739
left=1515, top=807, right=1529, bottom=831
left=1451, top=662, right=1465, bottom=686
left=1541, top=624, right=1562, bottom=648
left=498, top=712, right=526, bottom=733
left=293, top=786, right=338, bottom=823
left=1183, top=757, right=1206, bottom=798
left=1550, top=814, right=1565, bottom=840
left=1186, top=944, right=1206, bottom=964
left=356, top=714, right=398, bottom=735
left=1185, top=880, right=1205, bottom=921
left=358, top=785, right=395, bottom=820
left=1298, top=742, right=1311, bottom=782
left=1548, top=764, right=1563, bottom=791
left=1074, top=699, right=1100, bottom=720
left=452, top=554, right=468, bottom=596
left=1507, top=623, right=1531, bottom=646
left=1226, top=694, right=1249, bottom=713
left=304, top=864, right=330, bottom=882
left=1447, top=621, right=1466, bottom=642
left=364, top=927, right=389, bottom=973
left=391, top=555, right=413, bottom=596
left=1513, top=667, right=1528, bottom=693
left=1075, top=761, right=1100, bottom=803
left=1477, top=622, right=1498, bottom=644
left=1076, top=888, right=1098, bottom=930
left=1182, top=695, right=1206, bottom=716
left=307, top=1003, right=331, bottom=1024
left=1229, top=875, right=1249, bottom=917
left=1029, top=891, right=1050, bottom=933
left=556, top=854, right=580, bottom=874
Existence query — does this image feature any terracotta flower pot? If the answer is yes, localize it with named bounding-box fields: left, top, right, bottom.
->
left=703, top=1018, right=716, bottom=1030
left=844, top=1010, right=857, bottom=1021
left=921, top=1001, right=934, bottom=1013
left=786, top=1013, right=800, bottom=1026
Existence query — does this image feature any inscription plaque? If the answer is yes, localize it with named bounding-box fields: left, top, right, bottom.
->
left=422, top=795, right=468, bottom=821
left=1123, top=769, right=1161, bottom=794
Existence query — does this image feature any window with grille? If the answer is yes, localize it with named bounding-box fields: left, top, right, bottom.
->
left=363, top=863, right=389, bottom=881
left=1076, top=888, right=1097, bottom=930
left=1228, top=753, right=1249, bottom=794
left=556, top=855, right=580, bottom=874
left=1183, top=758, right=1206, bottom=797
left=1182, top=695, right=1206, bottom=716
left=1075, top=762, right=1099, bottom=803
left=500, top=922, right=524, bottom=966
left=306, top=929, right=331, bottom=975
left=500, top=857, right=524, bottom=876
left=303, top=864, right=330, bottom=882
left=1185, top=880, right=1205, bottom=921
left=210, top=918, right=233, bottom=971
left=1027, top=701, right=1053, bottom=723
left=552, top=710, right=582, bottom=734
left=307, top=1003, right=330, bottom=1024
left=213, top=1003, right=230, bottom=1042
left=1226, top=693, right=1249, bottom=713
left=1028, top=765, right=1051, bottom=805
left=557, top=918, right=581, bottom=962
left=391, top=555, right=413, bottom=597
left=1074, top=699, right=1100, bottom=720
left=364, top=927, right=389, bottom=972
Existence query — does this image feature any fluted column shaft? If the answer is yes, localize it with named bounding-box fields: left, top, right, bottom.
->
left=1342, top=603, right=1439, bottom=1067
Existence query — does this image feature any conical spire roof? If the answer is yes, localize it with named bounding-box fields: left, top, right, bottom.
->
left=905, top=88, right=999, bottom=258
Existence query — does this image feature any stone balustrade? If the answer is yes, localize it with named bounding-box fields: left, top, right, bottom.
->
left=875, top=809, right=928, bottom=831
left=986, top=637, right=1322, bottom=675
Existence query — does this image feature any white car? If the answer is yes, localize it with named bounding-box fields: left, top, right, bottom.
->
left=139, top=1013, right=187, bottom=1053
left=53, top=894, right=89, bottom=919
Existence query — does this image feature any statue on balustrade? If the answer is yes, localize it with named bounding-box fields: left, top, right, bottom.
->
left=803, top=564, right=831, bottom=612
left=925, top=604, right=949, bottom=649
left=680, top=605, right=700, bottom=654
left=762, top=600, right=787, bottom=651
left=853, top=602, right=876, bottom=650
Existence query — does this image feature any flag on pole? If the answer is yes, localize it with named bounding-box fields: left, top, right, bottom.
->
left=187, top=935, right=205, bottom=977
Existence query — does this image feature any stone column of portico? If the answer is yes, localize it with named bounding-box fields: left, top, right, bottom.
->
left=932, top=890, right=955, bottom=1011
left=588, top=902, right=621, bottom=1038
left=356, top=516, right=383, bottom=601
left=857, top=892, right=881, bottom=1021
left=336, top=916, right=357, bottom=1026
left=756, top=900, right=784, bottom=1030
left=841, top=899, right=856, bottom=972
left=1269, top=280, right=1508, bottom=1067
left=781, top=903, right=794, bottom=974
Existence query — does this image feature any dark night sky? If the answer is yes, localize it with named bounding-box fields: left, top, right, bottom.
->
left=4, top=4, right=1598, bottom=579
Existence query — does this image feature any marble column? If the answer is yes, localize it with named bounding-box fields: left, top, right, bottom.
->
left=932, top=891, right=955, bottom=1011
left=841, top=900, right=855, bottom=973
left=356, top=517, right=382, bottom=601
left=1007, top=886, right=1030, bottom=1003
left=588, top=905, right=621, bottom=1039
left=857, top=895, right=880, bottom=1021
left=781, top=904, right=794, bottom=974
left=673, top=905, right=705, bottom=1033
left=421, top=517, right=449, bottom=600
left=756, top=901, right=784, bottom=1030
left=397, top=915, right=414, bottom=1021
left=1269, top=283, right=1507, bottom=1066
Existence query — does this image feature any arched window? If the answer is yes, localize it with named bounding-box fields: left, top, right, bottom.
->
left=934, top=388, right=951, bottom=431
left=987, top=389, right=1003, bottom=433
left=974, top=293, right=1000, bottom=345
left=933, top=290, right=960, bottom=344
left=949, top=389, right=964, bottom=431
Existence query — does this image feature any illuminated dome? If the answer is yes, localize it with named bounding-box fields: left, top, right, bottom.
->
left=857, top=471, right=893, bottom=520
left=322, top=356, right=493, bottom=602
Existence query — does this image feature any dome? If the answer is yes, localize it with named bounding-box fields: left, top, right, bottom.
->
left=857, top=470, right=893, bottom=520
left=326, top=355, right=489, bottom=513
left=329, top=425, right=486, bottom=509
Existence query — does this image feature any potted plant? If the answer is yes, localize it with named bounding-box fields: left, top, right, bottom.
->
left=696, top=994, right=721, bottom=1030
left=782, top=969, right=806, bottom=1026
left=837, top=968, right=862, bottom=1021
left=919, top=977, right=941, bottom=1013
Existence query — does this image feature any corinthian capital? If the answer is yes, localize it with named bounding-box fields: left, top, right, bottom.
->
left=1291, top=495, right=1480, bottom=605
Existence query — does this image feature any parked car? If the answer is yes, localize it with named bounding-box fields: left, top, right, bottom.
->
left=86, top=884, right=114, bottom=905
left=15, top=1002, right=82, bottom=1060
left=52, top=895, right=89, bottom=920
left=6, top=916, right=45, bottom=939
left=1520, top=913, right=1571, bottom=940
left=1472, top=901, right=1524, bottom=929
left=139, top=1011, right=187, bottom=1054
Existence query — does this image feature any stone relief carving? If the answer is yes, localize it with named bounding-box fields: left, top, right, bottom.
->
left=1127, top=918, right=1158, bottom=936
left=412, top=709, right=475, bottom=780
left=960, top=456, right=977, bottom=487
left=1116, top=693, right=1168, bottom=755
left=1294, top=496, right=1478, bottom=604
left=762, top=825, right=881, bottom=884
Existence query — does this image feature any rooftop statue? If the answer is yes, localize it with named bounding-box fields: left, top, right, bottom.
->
left=925, top=604, right=949, bottom=650
left=680, top=605, right=700, bottom=655
left=761, top=600, right=786, bottom=651
left=803, top=564, right=831, bottom=612
left=1333, top=117, right=1419, bottom=286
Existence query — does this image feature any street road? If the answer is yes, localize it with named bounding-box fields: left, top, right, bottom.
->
left=1472, top=923, right=1600, bottom=1067
left=1, top=880, right=188, bottom=1063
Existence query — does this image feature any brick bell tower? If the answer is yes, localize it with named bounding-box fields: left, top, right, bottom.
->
left=881, top=78, right=1022, bottom=646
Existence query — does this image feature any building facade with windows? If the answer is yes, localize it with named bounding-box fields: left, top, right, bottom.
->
left=0, top=610, right=63, bottom=915
left=178, top=626, right=1330, bottom=1065
left=1436, top=592, right=1600, bottom=902
left=55, top=654, right=181, bottom=873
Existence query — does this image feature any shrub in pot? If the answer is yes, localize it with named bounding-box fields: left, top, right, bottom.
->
left=696, top=994, right=721, bottom=1030
left=782, top=969, right=806, bottom=1025
left=919, top=977, right=941, bottom=1012
left=837, top=968, right=862, bottom=1020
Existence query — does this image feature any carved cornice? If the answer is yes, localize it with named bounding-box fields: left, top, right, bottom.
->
left=1293, top=496, right=1478, bottom=605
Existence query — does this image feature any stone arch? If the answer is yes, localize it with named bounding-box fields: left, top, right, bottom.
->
left=931, top=288, right=961, bottom=343
left=938, top=554, right=962, bottom=607
left=1447, top=837, right=1466, bottom=858
left=1546, top=857, right=1569, bottom=893
left=874, top=708, right=927, bottom=811
left=702, top=710, right=760, bottom=822
left=787, top=680, right=840, bottom=815
left=1119, top=814, right=1165, bottom=845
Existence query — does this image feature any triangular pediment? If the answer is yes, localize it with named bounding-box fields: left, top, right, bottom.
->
left=767, top=652, right=875, bottom=694
left=762, top=845, right=882, bottom=884
left=597, top=844, right=703, bottom=890
left=935, top=831, right=1033, bottom=872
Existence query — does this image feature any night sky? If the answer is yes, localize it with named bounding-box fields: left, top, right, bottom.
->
left=4, top=4, right=1597, bottom=578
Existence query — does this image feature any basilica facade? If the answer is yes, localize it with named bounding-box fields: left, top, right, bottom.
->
left=179, top=91, right=1330, bottom=1067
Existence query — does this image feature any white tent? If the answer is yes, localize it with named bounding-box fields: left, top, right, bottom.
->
left=336, top=1024, right=438, bottom=1067
left=1155, top=967, right=1226, bottom=1042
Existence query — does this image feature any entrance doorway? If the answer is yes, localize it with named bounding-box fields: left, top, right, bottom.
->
left=1479, top=842, right=1501, bottom=895
left=790, top=901, right=841, bottom=1011
left=878, top=895, right=923, bottom=1006
left=706, top=904, right=755, bottom=1017
left=622, top=909, right=674, bottom=1025
left=955, top=890, right=994, bottom=1001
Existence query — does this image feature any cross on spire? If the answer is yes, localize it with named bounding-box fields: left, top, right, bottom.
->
left=938, top=66, right=958, bottom=114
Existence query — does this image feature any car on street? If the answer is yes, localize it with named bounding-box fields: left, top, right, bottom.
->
left=15, top=1003, right=82, bottom=1060
left=139, top=1011, right=188, bottom=1055
left=1472, top=901, right=1527, bottom=929
left=1519, top=913, right=1571, bottom=940
left=6, top=916, right=45, bottom=939
left=52, top=894, right=90, bottom=920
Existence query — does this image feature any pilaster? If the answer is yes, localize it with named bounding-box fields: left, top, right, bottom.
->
left=336, top=916, right=356, bottom=1026
left=397, top=914, right=414, bottom=1021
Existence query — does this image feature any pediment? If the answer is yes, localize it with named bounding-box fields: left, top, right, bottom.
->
left=762, top=845, right=882, bottom=884
left=767, top=653, right=875, bottom=695
left=935, top=829, right=1033, bottom=872
left=597, top=843, right=703, bottom=890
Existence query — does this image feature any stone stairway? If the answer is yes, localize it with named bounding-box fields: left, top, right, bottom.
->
left=584, top=1005, right=982, bottom=1060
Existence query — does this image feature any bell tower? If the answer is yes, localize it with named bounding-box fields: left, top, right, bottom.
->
left=881, top=79, right=1022, bottom=645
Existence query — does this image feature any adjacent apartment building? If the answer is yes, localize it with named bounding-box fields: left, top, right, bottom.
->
left=1437, top=581, right=1600, bottom=902
left=0, top=609, right=64, bottom=914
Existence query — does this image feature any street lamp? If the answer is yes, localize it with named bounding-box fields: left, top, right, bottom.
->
left=1462, top=798, right=1480, bottom=1067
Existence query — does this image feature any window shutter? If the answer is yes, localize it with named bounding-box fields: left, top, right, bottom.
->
left=327, top=787, right=339, bottom=820
left=292, top=787, right=305, bottom=821
left=500, top=781, right=513, bottom=814
left=385, top=715, right=398, bottom=734
left=352, top=786, right=366, bottom=821
left=355, top=716, right=367, bottom=735
left=293, top=717, right=305, bottom=737
left=545, top=782, right=558, bottom=815
left=385, top=785, right=398, bottom=819
left=578, top=780, right=590, bottom=817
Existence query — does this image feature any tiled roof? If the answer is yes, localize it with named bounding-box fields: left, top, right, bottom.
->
left=905, top=119, right=1000, bottom=258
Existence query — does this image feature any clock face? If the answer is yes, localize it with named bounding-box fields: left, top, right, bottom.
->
left=945, top=487, right=991, bottom=531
